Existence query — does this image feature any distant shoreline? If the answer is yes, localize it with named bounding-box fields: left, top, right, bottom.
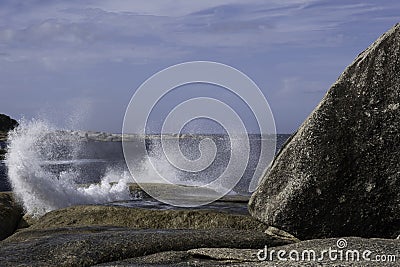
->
left=0, top=130, right=291, bottom=143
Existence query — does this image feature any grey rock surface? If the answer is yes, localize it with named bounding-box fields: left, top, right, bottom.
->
left=0, top=227, right=293, bottom=266
left=94, top=237, right=399, bottom=266
left=249, top=23, right=400, bottom=239
left=94, top=251, right=193, bottom=266
left=26, top=205, right=273, bottom=233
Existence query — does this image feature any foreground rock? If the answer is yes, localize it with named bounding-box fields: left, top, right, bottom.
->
left=249, top=23, right=400, bottom=239
left=0, top=226, right=295, bottom=266
left=0, top=192, right=23, bottom=240
left=26, top=205, right=271, bottom=232
left=96, top=237, right=399, bottom=266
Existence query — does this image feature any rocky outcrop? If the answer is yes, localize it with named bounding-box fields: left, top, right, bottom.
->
left=0, top=204, right=300, bottom=266
left=0, top=192, right=23, bottom=240
left=249, top=23, right=400, bottom=239
left=26, top=205, right=271, bottom=232
left=94, top=237, right=399, bottom=266
left=0, top=226, right=295, bottom=266
left=0, top=114, right=18, bottom=134
left=0, top=114, right=17, bottom=158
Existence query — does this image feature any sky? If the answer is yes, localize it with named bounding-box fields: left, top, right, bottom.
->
left=0, top=0, right=399, bottom=133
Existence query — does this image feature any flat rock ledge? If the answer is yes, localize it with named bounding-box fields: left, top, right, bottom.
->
left=0, top=227, right=294, bottom=266
left=24, top=205, right=270, bottom=232
left=95, top=237, right=399, bottom=266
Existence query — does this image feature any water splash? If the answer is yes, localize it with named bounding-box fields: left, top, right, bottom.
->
left=5, top=119, right=132, bottom=217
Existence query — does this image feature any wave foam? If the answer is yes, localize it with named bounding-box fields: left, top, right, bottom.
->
left=6, top=119, right=132, bottom=217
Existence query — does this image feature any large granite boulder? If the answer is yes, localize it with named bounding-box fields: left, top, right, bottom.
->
left=249, top=23, right=400, bottom=239
left=0, top=192, right=23, bottom=240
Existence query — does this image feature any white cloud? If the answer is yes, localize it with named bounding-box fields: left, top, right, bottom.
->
left=93, top=0, right=315, bottom=17
left=0, top=0, right=398, bottom=69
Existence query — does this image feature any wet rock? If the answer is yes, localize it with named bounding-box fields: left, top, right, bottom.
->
left=249, top=23, right=400, bottom=239
left=128, top=183, right=250, bottom=203
left=28, top=205, right=269, bottom=232
left=0, top=192, right=23, bottom=240
left=0, top=227, right=294, bottom=266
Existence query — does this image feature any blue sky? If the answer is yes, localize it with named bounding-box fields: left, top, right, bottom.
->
left=0, top=0, right=399, bottom=133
